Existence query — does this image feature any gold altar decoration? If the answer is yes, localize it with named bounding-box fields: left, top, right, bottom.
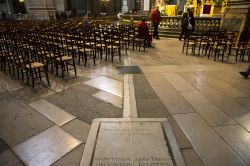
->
left=165, top=5, right=178, bottom=16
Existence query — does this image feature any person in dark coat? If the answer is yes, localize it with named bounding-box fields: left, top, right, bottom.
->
left=188, top=11, right=195, bottom=32
left=179, top=11, right=189, bottom=40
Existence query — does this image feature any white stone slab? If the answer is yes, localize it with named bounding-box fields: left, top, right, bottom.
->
left=153, top=85, right=195, bottom=114
left=92, top=91, right=122, bottom=108
left=29, top=99, right=76, bottom=126
left=196, top=86, right=250, bottom=131
left=80, top=118, right=185, bottom=166
left=214, top=125, right=250, bottom=165
left=84, top=76, right=123, bottom=97
left=12, top=126, right=82, bottom=166
left=174, top=113, right=247, bottom=166
left=181, top=91, right=236, bottom=126
left=163, top=73, right=195, bottom=91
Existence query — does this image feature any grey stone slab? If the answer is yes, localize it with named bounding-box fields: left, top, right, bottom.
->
left=61, top=119, right=90, bottom=143
left=0, top=78, right=23, bottom=92
left=92, top=91, right=123, bottom=108
left=214, top=125, right=250, bottom=165
left=46, top=87, right=122, bottom=124
left=52, top=144, right=85, bottom=166
left=163, top=73, right=196, bottom=91
left=153, top=85, right=195, bottom=114
left=235, top=97, right=250, bottom=111
left=136, top=98, right=170, bottom=118
left=12, top=126, right=82, bottom=166
left=0, top=100, right=54, bottom=147
left=174, top=113, right=247, bottom=166
left=144, top=73, right=172, bottom=86
left=133, top=74, right=159, bottom=100
left=116, top=66, right=143, bottom=74
left=0, top=138, right=8, bottom=154
left=181, top=91, right=236, bottom=126
left=81, top=118, right=185, bottom=166
left=196, top=86, right=250, bottom=131
left=181, top=148, right=204, bottom=166
left=0, top=150, right=23, bottom=166
left=29, top=99, right=76, bottom=126
left=84, top=76, right=123, bottom=97
left=168, top=117, right=192, bottom=149
left=71, top=83, right=99, bottom=95
left=48, top=78, right=69, bottom=92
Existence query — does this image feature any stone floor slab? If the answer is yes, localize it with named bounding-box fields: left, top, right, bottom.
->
left=0, top=138, right=8, bottom=154
left=52, top=144, right=85, bottom=166
left=0, top=100, right=54, bottom=147
left=61, top=119, right=90, bottom=143
left=92, top=91, right=123, bottom=108
left=84, top=76, right=123, bottom=97
left=29, top=99, right=76, bottom=126
left=163, top=73, right=195, bottom=91
left=181, top=148, right=204, bottom=166
left=46, top=87, right=122, bottom=124
left=196, top=86, right=250, bottom=131
left=12, top=126, right=82, bottom=166
left=181, top=91, right=236, bottom=126
left=214, top=125, right=250, bottom=165
left=0, top=77, right=23, bottom=92
left=153, top=85, right=195, bottom=114
left=144, top=73, right=171, bottom=86
left=0, top=150, right=24, bottom=166
left=174, top=113, right=246, bottom=166
left=196, top=72, right=248, bottom=98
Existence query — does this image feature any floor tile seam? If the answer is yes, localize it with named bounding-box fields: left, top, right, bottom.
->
left=211, top=125, right=250, bottom=165
left=193, top=73, right=248, bottom=98
left=8, top=124, right=54, bottom=149
left=173, top=112, right=245, bottom=166
left=179, top=88, right=239, bottom=124
left=51, top=142, right=85, bottom=166
left=6, top=147, right=26, bottom=166
left=196, top=88, right=250, bottom=132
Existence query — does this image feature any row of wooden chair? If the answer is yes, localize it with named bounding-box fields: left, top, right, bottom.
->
left=183, top=30, right=250, bottom=62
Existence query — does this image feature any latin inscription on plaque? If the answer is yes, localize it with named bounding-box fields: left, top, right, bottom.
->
left=92, top=122, right=174, bottom=166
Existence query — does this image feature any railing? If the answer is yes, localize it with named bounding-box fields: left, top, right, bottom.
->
left=120, top=15, right=221, bottom=31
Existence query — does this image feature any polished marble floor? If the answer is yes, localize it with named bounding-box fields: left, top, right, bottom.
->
left=0, top=38, right=250, bottom=166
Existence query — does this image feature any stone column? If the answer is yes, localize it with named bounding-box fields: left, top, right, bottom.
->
left=122, top=0, right=128, bottom=12
left=6, top=0, right=14, bottom=17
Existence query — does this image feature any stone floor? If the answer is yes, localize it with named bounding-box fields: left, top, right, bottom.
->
left=0, top=38, right=250, bottom=166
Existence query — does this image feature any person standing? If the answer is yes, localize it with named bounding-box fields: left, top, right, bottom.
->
left=179, top=11, right=189, bottom=40
left=188, top=11, right=195, bottom=32
left=151, top=6, right=161, bottom=40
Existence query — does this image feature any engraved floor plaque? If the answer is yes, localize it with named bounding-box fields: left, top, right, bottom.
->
left=80, top=118, right=185, bottom=166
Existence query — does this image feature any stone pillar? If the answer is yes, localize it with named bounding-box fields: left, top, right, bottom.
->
left=122, top=0, right=128, bottom=12
left=54, top=0, right=66, bottom=11
left=25, top=0, right=56, bottom=20
left=6, top=0, right=14, bottom=18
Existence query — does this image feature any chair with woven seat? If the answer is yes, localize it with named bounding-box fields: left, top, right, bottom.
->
left=54, top=45, right=77, bottom=79
left=21, top=48, right=50, bottom=88
left=104, top=33, right=121, bottom=62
